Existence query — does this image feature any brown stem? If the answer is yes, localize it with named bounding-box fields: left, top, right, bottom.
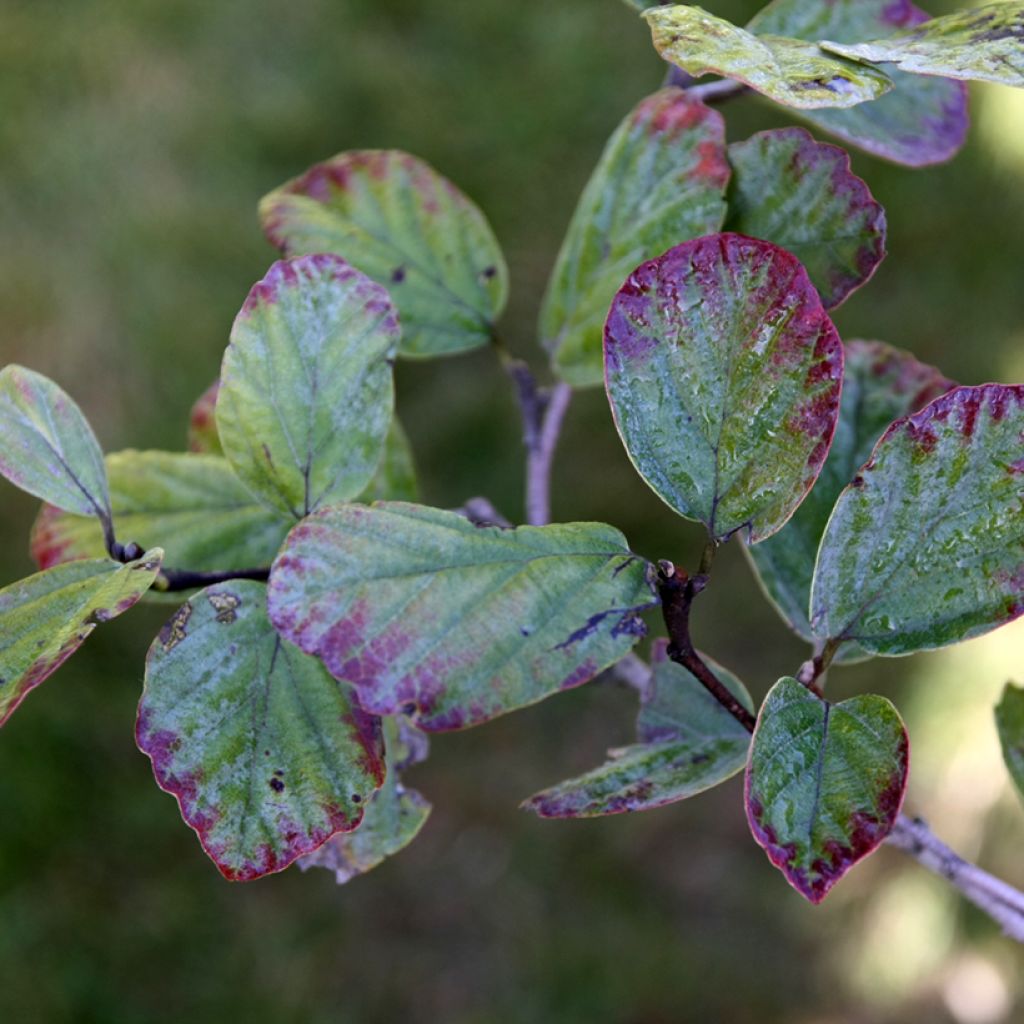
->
left=656, top=560, right=756, bottom=733
left=154, top=565, right=271, bottom=592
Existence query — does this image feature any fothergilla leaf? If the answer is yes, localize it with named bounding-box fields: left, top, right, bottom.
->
left=187, top=381, right=222, bottom=455
left=724, top=128, right=886, bottom=309
left=137, top=580, right=385, bottom=881
left=811, top=385, right=1024, bottom=655
left=0, top=549, right=163, bottom=727
left=30, top=452, right=292, bottom=595
left=298, top=717, right=430, bottom=884
left=0, top=365, right=112, bottom=524
left=216, top=255, right=400, bottom=519
left=259, top=150, right=507, bottom=358
left=748, top=0, right=968, bottom=167
left=542, top=89, right=730, bottom=387
left=604, top=233, right=843, bottom=543
left=822, top=2, right=1024, bottom=87
left=644, top=6, right=893, bottom=110
left=267, top=503, right=656, bottom=732
left=746, top=340, right=953, bottom=656
left=745, top=677, right=908, bottom=903
left=525, top=643, right=752, bottom=817
left=996, top=683, right=1024, bottom=802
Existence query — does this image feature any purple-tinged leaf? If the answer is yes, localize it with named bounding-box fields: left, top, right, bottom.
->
left=0, top=550, right=163, bottom=727
left=745, top=677, right=908, bottom=903
left=748, top=0, right=969, bottom=167
left=267, top=502, right=655, bottom=732
left=746, top=340, right=954, bottom=658
left=187, top=381, right=222, bottom=455
left=0, top=365, right=111, bottom=522
left=138, top=580, right=385, bottom=881
left=604, top=233, right=843, bottom=543
left=298, top=717, right=430, bottom=884
left=260, top=150, right=507, bottom=358
left=645, top=6, right=893, bottom=110
left=216, top=255, right=399, bottom=520
left=822, top=3, right=1024, bottom=87
left=996, top=683, right=1024, bottom=802
left=525, top=643, right=751, bottom=817
left=542, top=89, right=730, bottom=387
left=725, top=128, right=886, bottom=309
left=811, top=385, right=1024, bottom=655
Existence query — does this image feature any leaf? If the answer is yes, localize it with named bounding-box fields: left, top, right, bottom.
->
left=216, top=254, right=400, bottom=519
left=525, top=644, right=751, bottom=817
left=187, top=381, right=223, bottom=455
left=30, top=451, right=291, bottom=585
left=996, top=683, right=1024, bottom=802
left=297, top=717, right=430, bottom=883
left=746, top=340, right=953, bottom=656
left=359, top=419, right=419, bottom=503
left=542, top=89, right=730, bottom=387
left=260, top=150, right=507, bottom=358
left=724, top=128, right=885, bottom=309
left=748, top=0, right=969, bottom=167
left=267, top=502, right=655, bottom=732
left=811, top=384, right=1024, bottom=655
left=822, top=2, right=1024, bottom=87
left=745, top=677, right=908, bottom=903
left=0, top=550, right=163, bottom=727
left=137, top=580, right=385, bottom=881
left=604, top=233, right=843, bottom=543
left=645, top=6, right=893, bottom=110
left=0, top=365, right=112, bottom=524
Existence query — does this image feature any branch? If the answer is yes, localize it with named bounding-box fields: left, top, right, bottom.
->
left=656, top=559, right=756, bottom=732
left=662, top=62, right=750, bottom=105
left=153, top=565, right=271, bottom=592
left=886, top=814, right=1024, bottom=943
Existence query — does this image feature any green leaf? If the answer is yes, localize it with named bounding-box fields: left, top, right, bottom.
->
left=645, top=6, right=893, bottom=110
left=746, top=340, right=953, bottom=656
left=0, top=365, right=112, bottom=525
left=542, top=89, right=730, bottom=388
left=30, top=451, right=291, bottom=585
left=525, top=643, right=751, bottom=817
left=748, top=0, right=968, bottom=167
left=0, top=550, right=163, bottom=727
left=604, top=233, right=843, bottom=543
left=297, top=717, right=430, bottom=883
left=996, top=683, right=1024, bottom=802
left=217, top=254, right=400, bottom=519
left=260, top=150, right=507, bottom=358
left=746, top=677, right=908, bottom=903
left=724, top=128, right=885, bottom=309
left=187, top=381, right=223, bottom=455
left=359, top=419, right=419, bottom=503
left=811, top=385, right=1024, bottom=655
left=267, top=502, right=655, bottom=732
left=822, top=2, right=1024, bottom=87
left=137, top=580, right=385, bottom=881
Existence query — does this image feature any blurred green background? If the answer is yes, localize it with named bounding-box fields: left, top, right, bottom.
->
left=2, top=1, right=1024, bottom=1020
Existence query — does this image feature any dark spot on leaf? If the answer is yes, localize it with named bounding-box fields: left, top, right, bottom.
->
left=391, top=266, right=406, bottom=283
left=159, top=603, right=192, bottom=651
left=351, top=794, right=362, bottom=804
left=208, top=591, right=241, bottom=624
left=269, top=777, right=285, bottom=793
left=481, top=266, right=497, bottom=279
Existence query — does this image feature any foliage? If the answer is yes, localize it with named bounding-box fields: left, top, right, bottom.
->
left=2, top=0, right=1024, bottom=938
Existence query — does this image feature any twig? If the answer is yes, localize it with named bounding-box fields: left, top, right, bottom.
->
left=886, top=814, right=1024, bottom=943
left=795, top=638, right=840, bottom=698
left=661, top=62, right=750, bottom=105
left=656, top=559, right=756, bottom=732
left=153, top=566, right=271, bottom=592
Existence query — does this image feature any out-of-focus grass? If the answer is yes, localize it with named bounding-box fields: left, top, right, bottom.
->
left=1, top=1, right=1023, bottom=1021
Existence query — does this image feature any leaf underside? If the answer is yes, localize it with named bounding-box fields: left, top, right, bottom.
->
left=525, top=645, right=751, bottom=817
left=645, top=5, right=893, bottom=110
left=747, top=0, right=969, bottom=166
left=811, top=384, right=1024, bottom=655
left=187, top=381, right=223, bottom=455
left=0, top=550, right=163, bottom=727
left=745, top=677, right=908, bottom=903
left=542, top=88, right=730, bottom=387
left=268, top=502, right=655, bottom=732
left=604, top=233, right=843, bottom=543
left=996, top=683, right=1024, bottom=803
left=138, top=580, right=385, bottom=881
left=260, top=149, right=508, bottom=358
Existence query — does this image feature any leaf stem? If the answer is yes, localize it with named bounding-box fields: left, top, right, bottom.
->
left=656, top=560, right=756, bottom=733
left=154, top=566, right=271, bottom=592
left=886, top=814, right=1024, bottom=943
